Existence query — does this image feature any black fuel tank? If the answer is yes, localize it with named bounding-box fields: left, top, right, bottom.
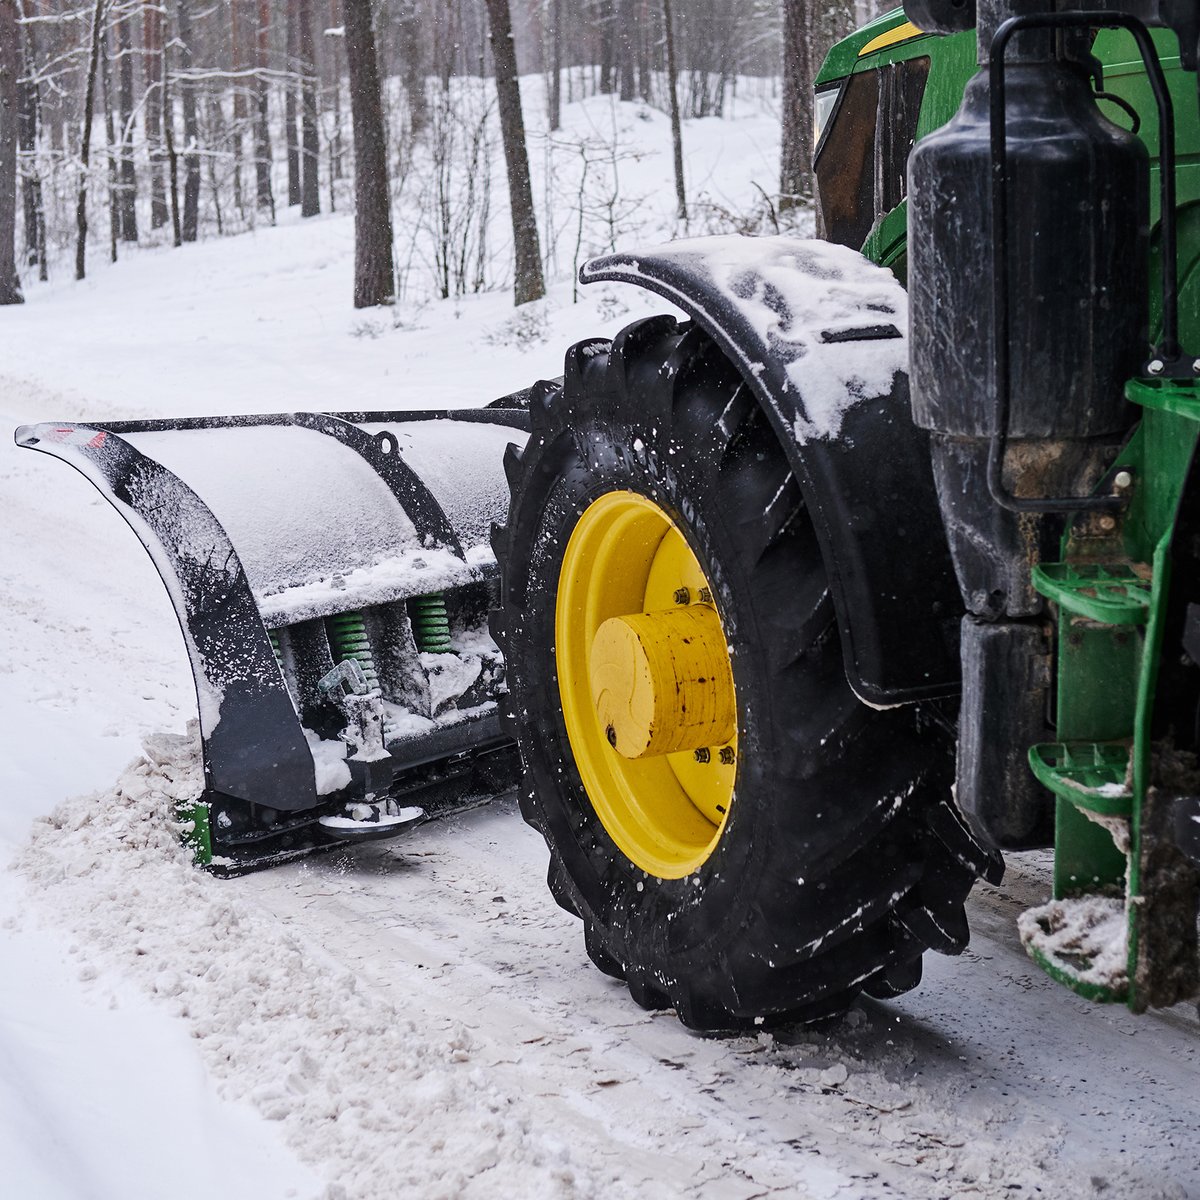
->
left=908, top=61, right=1149, bottom=440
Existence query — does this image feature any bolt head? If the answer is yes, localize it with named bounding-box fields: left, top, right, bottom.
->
left=1148, top=359, right=1165, bottom=375
left=673, top=587, right=691, bottom=605
left=1193, top=359, right=1200, bottom=374
left=1098, top=515, right=1117, bottom=532
left=1113, top=470, right=1133, bottom=489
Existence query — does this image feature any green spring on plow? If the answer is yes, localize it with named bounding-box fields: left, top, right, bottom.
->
left=409, top=593, right=452, bottom=654
left=327, top=611, right=382, bottom=690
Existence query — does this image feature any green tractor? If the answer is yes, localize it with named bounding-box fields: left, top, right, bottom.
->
left=19, top=0, right=1200, bottom=1030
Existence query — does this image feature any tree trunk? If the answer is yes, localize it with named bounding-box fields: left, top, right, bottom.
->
left=17, top=6, right=45, bottom=279
left=483, top=0, right=544, bottom=306
left=436, top=0, right=456, bottom=92
left=779, top=0, right=810, bottom=207
left=397, top=0, right=427, bottom=135
left=548, top=0, right=561, bottom=130
left=781, top=0, right=853, bottom=208
left=342, top=0, right=394, bottom=307
left=163, top=42, right=182, bottom=246
left=636, top=0, right=651, bottom=102
left=598, top=0, right=615, bottom=94
left=115, top=10, right=137, bottom=241
left=75, top=0, right=107, bottom=281
left=0, top=0, right=23, bottom=302
left=298, top=0, right=320, bottom=216
left=286, top=0, right=301, bottom=204
left=144, top=0, right=169, bottom=229
left=100, top=25, right=120, bottom=262
left=177, top=0, right=201, bottom=240
left=230, top=0, right=247, bottom=220
left=325, top=0, right=343, bottom=196
left=255, top=0, right=274, bottom=214
left=661, top=0, right=685, bottom=222
left=616, top=0, right=635, bottom=102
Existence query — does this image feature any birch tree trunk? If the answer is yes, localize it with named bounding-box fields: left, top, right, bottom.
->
left=483, top=0, right=544, bottom=306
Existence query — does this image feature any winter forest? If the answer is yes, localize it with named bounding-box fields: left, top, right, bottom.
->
left=0, top=0, right=887, bottom=310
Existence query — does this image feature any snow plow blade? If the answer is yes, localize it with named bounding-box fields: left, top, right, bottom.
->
left=15, top=408, right=529, bottom=874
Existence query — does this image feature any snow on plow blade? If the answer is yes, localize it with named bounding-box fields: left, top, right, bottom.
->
left=15, top=408, right=529, bottom=873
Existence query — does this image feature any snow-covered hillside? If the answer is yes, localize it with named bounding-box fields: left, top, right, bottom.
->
left=2, top=86, right=1198, bottom=1200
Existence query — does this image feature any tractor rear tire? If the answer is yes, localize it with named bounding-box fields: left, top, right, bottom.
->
left=493, top=317, right=998, bottom=1030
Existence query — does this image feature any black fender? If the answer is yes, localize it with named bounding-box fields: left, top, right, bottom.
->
left=581, top=236, right=961, bottom=705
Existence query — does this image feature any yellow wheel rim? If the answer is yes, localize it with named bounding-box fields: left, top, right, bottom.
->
left=556, top=491, right=738, bottom=879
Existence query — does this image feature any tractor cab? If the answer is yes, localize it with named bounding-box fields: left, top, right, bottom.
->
left=813, top=12, right=973, bottom=276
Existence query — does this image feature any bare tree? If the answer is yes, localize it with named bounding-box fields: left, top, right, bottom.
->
left=781, top=0, right=852, bottom=208
left=163, top=42, right=182, bottom=246
left=255, top=0, right=274, bottom=214
left=298, top=0, right=320, bottom=216
left=100, top=23, right=120, bottom=261
left=547, top=0, right=561, bottom=131
left=144, top=0, right=170, bottom=229
left=230, top=0, right=248, bottom=219
left=17, top=0, right=45, bottom=281
left=483, top=0, right=543, bottom=305
left=615, top=0, right=635, bottom=101
left=286, top=0, right=300, bottom=204
left=662, top=0, right=685, bottom=222
left=75, top=0, right=106, bottom=280
left=0, top=0, right=23, bottom=302
left=343, top=0, right=393, bottom=306
left=177, top=0, right=201, bottom=240
left=396, top=0, right=428, bottom=135
left=115, top=6, right=136, bottom=240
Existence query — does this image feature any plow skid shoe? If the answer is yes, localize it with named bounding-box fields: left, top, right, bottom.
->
left=16, top=409, right=529, bottom=872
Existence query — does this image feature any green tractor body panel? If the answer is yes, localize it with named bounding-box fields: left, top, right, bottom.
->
left=819, top=14, right=1200, bottom=300
left=819, top=9, right=1200, bottom=1009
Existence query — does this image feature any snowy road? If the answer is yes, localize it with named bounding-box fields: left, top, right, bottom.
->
left=241, top=808, right=1200, bottom=1199
left=2, top=184, right=1198, bottom=1195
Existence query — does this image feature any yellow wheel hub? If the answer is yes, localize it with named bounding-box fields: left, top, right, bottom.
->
left=556, top=491, right=738, bottom=879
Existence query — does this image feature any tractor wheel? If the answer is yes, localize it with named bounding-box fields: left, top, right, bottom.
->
left=493, top=317, right=998, bottom=1030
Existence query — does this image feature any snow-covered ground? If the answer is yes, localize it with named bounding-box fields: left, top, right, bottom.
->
left=2, top=85, right=1198, bottom=1200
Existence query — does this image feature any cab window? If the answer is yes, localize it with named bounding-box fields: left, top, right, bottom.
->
left=815, top=56, right=931, bottom=250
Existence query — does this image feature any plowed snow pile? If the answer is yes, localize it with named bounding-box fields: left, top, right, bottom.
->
left=14, top=730, right=590, bottom=1200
